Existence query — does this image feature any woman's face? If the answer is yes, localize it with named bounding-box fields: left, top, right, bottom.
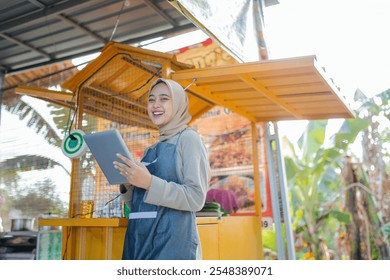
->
left=147, top=82, right=174, bottom=127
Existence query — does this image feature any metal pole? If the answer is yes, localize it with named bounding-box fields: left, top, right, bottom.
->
left=274, top=122, right=296, bottom=260
left=265, top=122, right=285, bottom=259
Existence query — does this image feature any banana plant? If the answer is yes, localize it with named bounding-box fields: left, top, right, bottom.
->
left=283, top=88, right=389, bottom=259
left=283, top=118, right=369, bottom=259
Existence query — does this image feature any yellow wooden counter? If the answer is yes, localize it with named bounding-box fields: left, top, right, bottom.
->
left=39, top=215, right=262, bottom=260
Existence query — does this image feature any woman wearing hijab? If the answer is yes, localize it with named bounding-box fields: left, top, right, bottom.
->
left=113, top=78, right=210, bottom=260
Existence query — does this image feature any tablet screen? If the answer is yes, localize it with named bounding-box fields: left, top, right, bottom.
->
left=83, top=130, right=134, bottom=185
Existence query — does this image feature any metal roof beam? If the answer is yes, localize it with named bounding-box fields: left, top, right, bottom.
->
left=57, top=14, right=107, bottom=44
left=28, top=0, right=107, bottom=44
left=28, top=0, right=46, bottom=8
left=0, top=64, right=9, bottom=72
left=0, top=0, right=91, bottom=32
left=0, top=32, right=51, bottom=58
left=124, top=23, right=196, bottom=46
left=144, top=0, right=178, bottom=27
left=7, top=23, right=196, bottom=74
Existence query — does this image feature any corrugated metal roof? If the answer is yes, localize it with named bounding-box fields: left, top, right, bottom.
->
left=0, top=0, right=197, bottom=74
left=0, top=0, right=278, bottom=75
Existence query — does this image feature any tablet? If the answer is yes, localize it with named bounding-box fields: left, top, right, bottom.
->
left=83, top=130, right=135, bottom=185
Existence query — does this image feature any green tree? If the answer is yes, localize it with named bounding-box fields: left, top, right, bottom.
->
left=1, top=92, right=73, bottom=229
left=11, top=178, right=67, bottom=218
left=283, top=89, right=389, bottom=259
left=341, top=89, right=389, bottom=259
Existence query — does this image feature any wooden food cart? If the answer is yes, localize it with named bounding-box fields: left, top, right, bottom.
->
left=31, top=41, right=353, bottom=259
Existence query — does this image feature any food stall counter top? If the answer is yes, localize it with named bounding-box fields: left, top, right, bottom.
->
left=38, top=217, right=221, bottom=228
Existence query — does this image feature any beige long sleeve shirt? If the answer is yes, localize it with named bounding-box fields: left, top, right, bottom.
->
left=121, top=129, right=210, bottom=212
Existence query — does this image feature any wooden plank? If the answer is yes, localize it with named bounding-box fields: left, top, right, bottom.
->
left=188, top=92, right=215, bottom=121
left=189, top=75, right=240, bottom=86
left=256, top=116, right=294, bottom=122
left=171, top=56, right=316, bottom=80
left=270, top=82, right=330, bottom=95
left=241, top=104, right=282, bottom=112
left=295, top=105, right=348, bottom=114
left=174, top=64, right=314, bottom=82
left=312, top=58, right=355, bottom=118
left=189, top=104, right=214, bottom=122
left=292, top=100, right=342, bottom=109
left=253, top=72, right=321, bottom=87
left=15, top=85, right=74, bottom=102
left=221, top=90, right=265, bottom=100
left=38, top=218, right=128, bottom=227
left=239, top=74, right=304, bottom=119
left=207, top=81, right=252, bottom=93
left=184, top=83, right=257, bottom=122
left=251, top=122, right=262, bottom=216
left=252, top=110, right=293, bottom=118
left=281, top=92, right=335, bottom=103
left=302, top=111, right=355, bottom=120
left=231, top=98, right=273, bottom=106
left=61, top=44, right=167, bottom=92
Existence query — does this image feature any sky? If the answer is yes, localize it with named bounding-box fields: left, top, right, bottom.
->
left=264, top=0, right=390, bottom=143
left=264, top=0, right=390, bottom=99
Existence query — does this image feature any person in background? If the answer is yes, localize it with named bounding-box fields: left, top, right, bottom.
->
left=113, top=78, right=210, bottom=260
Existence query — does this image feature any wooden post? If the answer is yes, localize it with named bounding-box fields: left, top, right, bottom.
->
left=251, top=121, right=264, bottom=259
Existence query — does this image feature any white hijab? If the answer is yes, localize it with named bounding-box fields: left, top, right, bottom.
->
left=149, top=78, right=192, bottom=141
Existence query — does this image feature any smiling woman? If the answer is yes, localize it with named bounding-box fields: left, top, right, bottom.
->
left=116, top=78, right=210, bottom=260
left=147, top=79, right=191, bottom=140
left=147, top=81, right=174, bottom=127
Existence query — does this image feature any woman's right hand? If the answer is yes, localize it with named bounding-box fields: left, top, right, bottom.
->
left=114, top=153, right=152, bottom=190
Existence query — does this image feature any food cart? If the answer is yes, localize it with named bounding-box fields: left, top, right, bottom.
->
left=27, top=41, right=353, bottom=259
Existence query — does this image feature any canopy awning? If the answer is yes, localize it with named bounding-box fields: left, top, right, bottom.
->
left=172, top=55, right=354, bottom=122
left=15, top=42, right=354, bottom=127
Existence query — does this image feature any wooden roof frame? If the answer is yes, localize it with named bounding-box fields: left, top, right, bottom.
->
left=15, top=41, right=355, bottom=126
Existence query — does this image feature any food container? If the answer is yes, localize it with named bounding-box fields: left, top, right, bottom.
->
left=79, top=200, right=94, bottom=218
left=11, top=218, right=34, bottom=231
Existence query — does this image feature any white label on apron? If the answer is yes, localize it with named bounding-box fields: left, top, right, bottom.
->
left=129, top=211, right=158, bottom=219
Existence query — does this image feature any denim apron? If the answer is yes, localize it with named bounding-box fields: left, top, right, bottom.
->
left=122, top=133, right=198, bottom=260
